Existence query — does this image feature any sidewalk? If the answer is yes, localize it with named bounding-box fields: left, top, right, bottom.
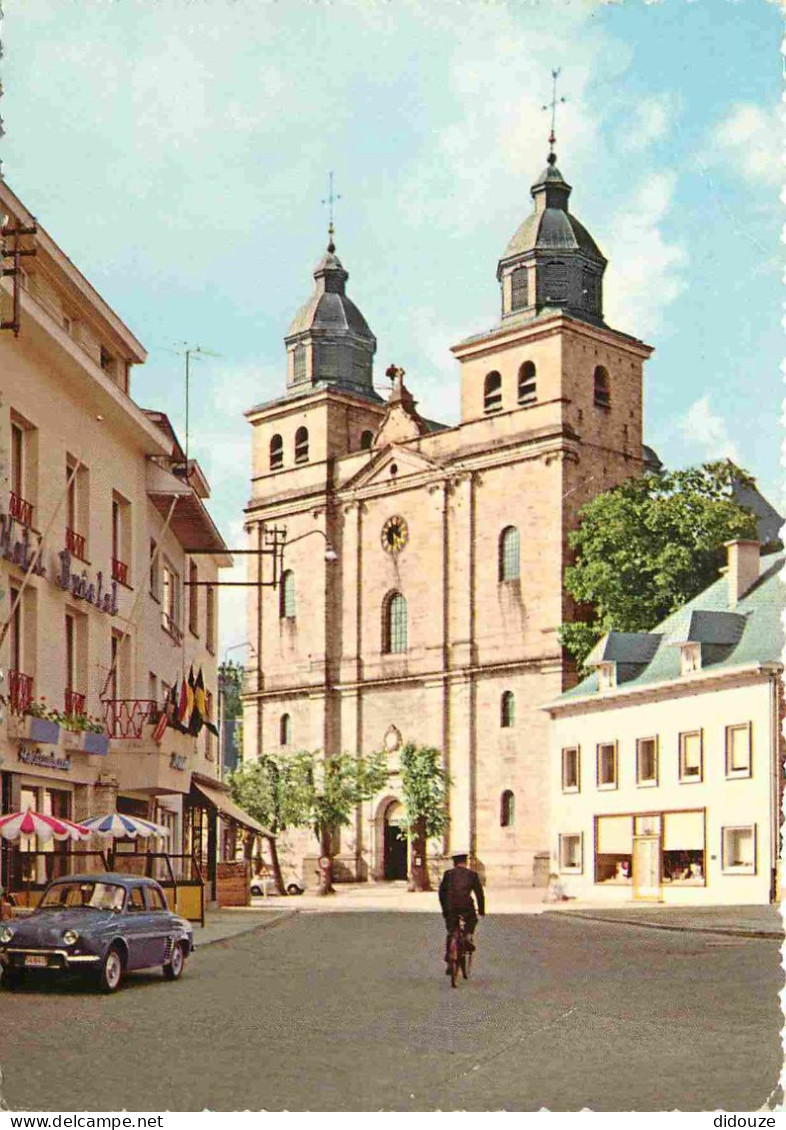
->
left=199, top=883, right=784, bottom=942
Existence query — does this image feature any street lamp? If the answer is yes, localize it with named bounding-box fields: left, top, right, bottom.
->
left=280, top=528, right=338, bottom=564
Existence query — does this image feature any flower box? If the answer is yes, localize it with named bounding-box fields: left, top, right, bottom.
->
left=14, top=716, right=61, bottom=745
left=63, top=729, right=110, bottom=756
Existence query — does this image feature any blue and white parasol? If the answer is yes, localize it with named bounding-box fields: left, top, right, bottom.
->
left=82, top=813, right=170, bottom=839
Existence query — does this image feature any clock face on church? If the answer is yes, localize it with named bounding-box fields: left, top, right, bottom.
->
left=381, top=515, right=409, bottom=555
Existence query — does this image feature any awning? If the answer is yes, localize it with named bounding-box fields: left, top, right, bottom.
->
left=190, top=780, right=274, bottom=839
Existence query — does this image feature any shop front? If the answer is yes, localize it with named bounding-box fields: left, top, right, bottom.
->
left=185, top=775, right=272, bottom=907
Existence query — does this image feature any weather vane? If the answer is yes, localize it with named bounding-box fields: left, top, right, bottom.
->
left=542, top=68, right=566, bottom=159
left=321, top=171, right=341, bottom=251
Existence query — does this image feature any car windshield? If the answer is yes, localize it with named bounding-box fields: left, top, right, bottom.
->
left=39, top=881, right=126, bottom=912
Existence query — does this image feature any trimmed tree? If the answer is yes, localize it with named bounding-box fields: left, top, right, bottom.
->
left=559, top=460, right=759, bottom=671
left=398, top=742, right=450, bottom=892
left=227, top=756, right=289, bottom=895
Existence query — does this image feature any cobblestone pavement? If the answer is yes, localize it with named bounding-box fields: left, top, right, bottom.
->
left=0, top=912, right=781, bottom=1112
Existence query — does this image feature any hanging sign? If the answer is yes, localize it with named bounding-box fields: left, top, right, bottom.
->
left=19, top=745, right=72, bottom=772
left=169, top=753, right=187, bottom=771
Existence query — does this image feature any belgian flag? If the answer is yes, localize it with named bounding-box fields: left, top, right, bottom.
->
left=187, top=665, right=200, bottom=736
left=199, top=668, right=219, bottom=737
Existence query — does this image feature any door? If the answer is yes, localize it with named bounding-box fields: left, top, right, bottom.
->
left=383, top=803, right=408, bottom=881
left=633, top=836, right=661, bottom=902
left=142, top=884, right=171, bottom=967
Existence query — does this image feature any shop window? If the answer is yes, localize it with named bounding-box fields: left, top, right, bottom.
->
left=593, top=365, right=610, bottom=409
left=596, top=742, right=617, bottom=789
left=500, top=691, right=515, bottom=728
left=280, top=570, right=296, bottom=620
left=662, top=810, right=705, bottom=884
left=500, top=790, right=515, bottom=828
left=280, top=713, right=292, bottom=746
left=498, top=526, right=520, bottom=582
left=294, top=427, right=309, bottom=465
left=636, top=737, right=658, bottom=786
left=559, top=833, right=582, bottom=873
left=562, top=747, right=580, bottom=792
left=270, top=434, right=283, bottom=471
left=383, top=591, right=407, bottom=654
left=725, top=723, right=752, bottom=778
left=518, top=361, right=536, bottom=405
left=483, top=371, right=502, bottom=414
left=722, top=825, right=756, bottom=873
left=595, top=814, right=632, bottom=883
left=679, top=730, right=703, bottom=783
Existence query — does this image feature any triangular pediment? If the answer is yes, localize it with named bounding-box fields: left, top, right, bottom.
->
left=344, top=444, right=442, bottom=490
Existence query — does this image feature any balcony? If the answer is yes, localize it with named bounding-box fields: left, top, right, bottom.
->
left=8, top=670, right=33, bottom=715
left=64, top=688, right=86, bottom=718
left=9, top=491, right=34, bottom=528
left=103, top=698, right=157, bottom=740
left=65, top=527, right=86, bottom=560
left=112, top=557, right=129, bottom=586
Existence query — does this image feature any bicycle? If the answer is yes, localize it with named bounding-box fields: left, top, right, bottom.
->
left=446, top=914, right=473, bottom=988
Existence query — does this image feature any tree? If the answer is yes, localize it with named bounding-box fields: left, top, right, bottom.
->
left=218, top=661, right=245, bottom=771
left=227, top=757, right=289, bottom=895
left=559, top=460, right=759, bottom=671
left=397, top=742, right=450, bottom=892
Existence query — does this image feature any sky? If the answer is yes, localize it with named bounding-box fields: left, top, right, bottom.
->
left=2, top=0, right=782, bottom=657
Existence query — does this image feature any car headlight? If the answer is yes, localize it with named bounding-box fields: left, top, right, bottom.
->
left=62, top=929, right=79, bottom=946
left=0, top=927, right=14, bottom=945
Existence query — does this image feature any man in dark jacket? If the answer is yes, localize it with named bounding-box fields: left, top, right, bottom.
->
left=439, top=852, right=485, bottom=963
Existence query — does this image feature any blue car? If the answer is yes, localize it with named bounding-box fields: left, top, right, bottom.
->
left=0, top=872, right=194, bottom=993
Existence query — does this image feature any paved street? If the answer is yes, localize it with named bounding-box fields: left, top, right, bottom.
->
left=0, top=912, right=781, bottom=1112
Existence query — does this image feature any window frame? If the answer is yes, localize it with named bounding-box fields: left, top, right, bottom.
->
left=500, top=690, right=515, bottom=729
left=280, top=713, right=292, bottom=746
left=517, top=360, right=536, bottom=405
left=721, top=824, right=757, bottom=875
left=294, top=426, right=309, bottom=465
left=679, top=730, right=703, bottom=784
left=383, top=591, right=408, bottom=655
left=559, top=833, right=583, bottom=874
left=593, top=365, right=611, bottom=409
left=636, top=736, right=659, bottom=788
left=498, top=526, right=520, bottom=583
left=725, top=722, right=752, bottom=779
left=483, top=370, right=503, bottom=414
left=596, top=741, right=618, bottom=790
left=500, top=790, right=515, bottom=828
left=188, top=560, right=199, bottom=637
left=269, top=434, right=284, bottom=471
left=561, top=746, right=580, bottom=793
left=279, top=570, right=296, bottom=620
left=149, top=539, right=160, bottom=601
left=205, top=585, right=216, bottom=655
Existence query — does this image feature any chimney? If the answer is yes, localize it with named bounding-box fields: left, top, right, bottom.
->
left=725, top=539, right=760, bottom=606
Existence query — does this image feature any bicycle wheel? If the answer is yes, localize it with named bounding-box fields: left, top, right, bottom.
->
left=464, top=949, right=473, bottom=977
left=448, top=934, right=460, bottom=988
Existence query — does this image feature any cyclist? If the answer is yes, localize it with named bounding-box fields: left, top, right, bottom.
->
left=439, top=851, right=485, bottom=969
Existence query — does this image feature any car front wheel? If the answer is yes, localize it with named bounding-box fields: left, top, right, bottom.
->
left=286, top=884, right=303, bottom=896
left=98, top=946, right=124, bottom=993
left=163, top=942, right=184, bottom=982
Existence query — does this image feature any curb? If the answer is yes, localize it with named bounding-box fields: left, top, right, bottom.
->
left=546, top=909, right=782, bottom=940
left=196, top=909, right=300, bottom=948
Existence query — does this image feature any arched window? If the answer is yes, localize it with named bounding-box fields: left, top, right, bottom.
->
left=483, top=371, right=502, bottom=414
left=383, top=592, right=408, bottom=654
left=498, top=526, right=520, bottom=582
left=518, top=361, right=536, bottom=405
left=280, top=713, right=292, bottom=746
left=294, top=427, right=309, bottom=464
left=500, top=790, right=515, bottom=828
left=501, top=691, right=515, bottom=728
left=360, top=430, right=374, bottom=451
left=594, top=365, right=610, bottom=408
left=511, top=267, right=528, bottom=311
left=279, top=570, right=296, bottom=619
left=270, top=434, right=283, bottom=471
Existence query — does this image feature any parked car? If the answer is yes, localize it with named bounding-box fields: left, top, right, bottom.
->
left=250, top=871, right=305, bottom=897
left=0, top=873, right=194, bottom=993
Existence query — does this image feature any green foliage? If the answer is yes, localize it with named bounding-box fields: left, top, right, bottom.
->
left=218, top=661, right=244, bottom=719
left=559, top=461, right=759, bottom=670
left=227, top=757, right=281, bottom=833
left=398, top=743, right=450, bottom=839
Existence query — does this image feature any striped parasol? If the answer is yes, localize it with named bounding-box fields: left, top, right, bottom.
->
left=0, top=808, right=91, bottom=843
left=81, top=813, right=170, bottom=839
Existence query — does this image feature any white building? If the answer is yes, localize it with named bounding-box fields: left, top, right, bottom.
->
left=545, top=540, right=783, bottom=905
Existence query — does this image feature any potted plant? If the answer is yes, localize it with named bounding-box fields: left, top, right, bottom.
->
left=14, top=698, right=64, bottom=745
left=63, top=710, right=110, bottom=756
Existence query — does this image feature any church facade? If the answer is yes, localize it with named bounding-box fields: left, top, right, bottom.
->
left=241, top=148, right=653, bottom=885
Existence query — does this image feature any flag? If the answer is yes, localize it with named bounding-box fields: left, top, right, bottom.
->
left=189, top=666, right=205, bottom=737
left=184, top=665, right=196, bottom=734
left=152, top=710, right=168, bottom=745
left=177, top=675, right=190, bottom=732
left=201, top=672, right=219, bottom=737
left=166, top=681, right=184, bottom=734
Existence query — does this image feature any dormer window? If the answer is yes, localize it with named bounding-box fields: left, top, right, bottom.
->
left=680, top=643, right=701, bottom=675
left=598, top=662, right=616, bottom=691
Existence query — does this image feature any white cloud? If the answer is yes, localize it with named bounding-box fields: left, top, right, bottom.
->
left=703, top=103, right=782, bottom=187
left=602, top=171, right=688, bottom=339
left=676, top=395, right=742, bottom=464
left=622, top=94, right=678, bottom=152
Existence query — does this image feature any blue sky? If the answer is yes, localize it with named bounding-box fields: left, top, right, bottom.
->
left=3, top=0, right=782, bottom=653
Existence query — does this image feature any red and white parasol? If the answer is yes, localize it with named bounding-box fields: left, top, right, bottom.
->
left=0, top=808, right=91, bottom=843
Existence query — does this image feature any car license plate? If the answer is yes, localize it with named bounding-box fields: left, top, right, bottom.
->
left=24, top=955, right=48, bottom=968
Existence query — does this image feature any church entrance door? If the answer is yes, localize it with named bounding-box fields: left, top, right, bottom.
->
left=383, top=801, right=408, bottom=881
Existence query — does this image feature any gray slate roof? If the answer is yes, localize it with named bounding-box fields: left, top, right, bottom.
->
left=502, top=207, right=604, bottom=262
left=559, top=551, right=784, bottom=702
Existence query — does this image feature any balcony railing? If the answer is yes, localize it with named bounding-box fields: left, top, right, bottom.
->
left=66, top=527, right=86, bottom=560
left=103, top=698, right=157, bottom=740
left=9, top=491, right=33, bottom=527
left=9, top=670, right=33, bottom=715
left=64, top=688, right=86, bottom=718
left=112, top=557, right=129, bottom=586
